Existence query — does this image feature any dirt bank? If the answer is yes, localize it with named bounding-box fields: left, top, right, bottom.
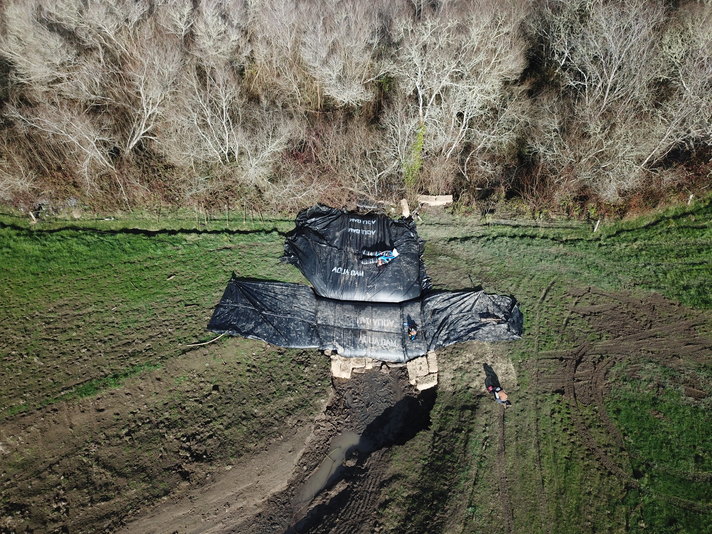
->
left=117, top=365, right=434, bottom=534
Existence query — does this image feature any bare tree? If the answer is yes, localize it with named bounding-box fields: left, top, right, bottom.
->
left=539, top=0, right=665, bottom=120
left=40, top=1, right=184, bottom=155
left=0, top=0, right=707, bottom=210
left=312, top=117, right=398, bottom=199
left=384, top=0, right=528, bottom=192
left=155, top=0, right=194, bottom=39
left=250, top=0, right=321, bottom=111
left=242, top=114, right=298, bottom=189
left=529, top=0, right=674, bottom=200
left=5, top=99, right=126, bottom=202
left=118, top=25, right=183, bottom=153
left=639, top=3, right=712, bottom=169
left=298, top=0, right=389, bottom=107
left=0, top=1, right=76, bottom=91
left=0, top=134, right=36, bottom=202
left=191, top=0, right=250, bottom=68
left=163, top=66, right=244, bottom=166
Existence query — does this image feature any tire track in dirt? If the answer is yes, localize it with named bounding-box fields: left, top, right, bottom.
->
left=298, top=449, right=389, bottom=534
left=556, top=291, right=639, bottom=487
left=459, top=396, right=486, bottom=534
left=496, top=406, right=514, bottom=532
left=536, top=287, right=712, bottom=495
left=530, top=278, right=557, bottom=528
left=115, top=367, right=429, bottom=534
left=561, top=342, right=634, bottom=484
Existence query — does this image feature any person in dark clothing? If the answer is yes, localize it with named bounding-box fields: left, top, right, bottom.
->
left=405, top=315, right=418, bottom=341
left=483, top=363, right=511, bottom=406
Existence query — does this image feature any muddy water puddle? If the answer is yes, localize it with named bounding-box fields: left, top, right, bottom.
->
left=295, top=431, right=360, bottom=506
left=285, top=370, right=436, bottom=533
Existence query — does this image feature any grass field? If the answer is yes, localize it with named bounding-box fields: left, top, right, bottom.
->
left=377, top=198, right=711, bottom=533
left=0, top=198, right=710, bottom=533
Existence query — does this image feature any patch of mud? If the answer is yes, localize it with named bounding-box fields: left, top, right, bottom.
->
left=294, top=431, right=360, bottom=508
left=118, top=425, right=314, bottom=534
left=119, top=366, right=435, bottom=534
left=287, top=389, right=435, bottom=534
left=0, top=341, right=329, bottom=534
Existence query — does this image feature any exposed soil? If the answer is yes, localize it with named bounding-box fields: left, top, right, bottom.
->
left=118, top=365, right=434, bottom=534
left=118, top=343, right=520, bottom=534
left=0, top=341, right=330, bottom=534
left=3, top=286, right=707, bottom=533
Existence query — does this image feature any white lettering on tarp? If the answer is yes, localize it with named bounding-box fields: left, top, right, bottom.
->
left=361, top=336, right=400, bottom=349
left=358, top=316, right=395, bottom=329
left=331, top=266, right=365, bottom=277
left=361, top=257, right=379, bottom=265
left=348, top=227, right=377, bottom=236
left=362, top=248, right=397, bottom=257
left=349, top=218, right=377, bottom=225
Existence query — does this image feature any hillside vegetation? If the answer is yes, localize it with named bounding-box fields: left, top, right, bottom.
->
left=0, top=0, right=709, bottom=214
left=0, top=198, right=710, bottom=533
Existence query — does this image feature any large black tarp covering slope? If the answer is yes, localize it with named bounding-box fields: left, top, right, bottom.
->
left=282, top=204, right=431, bottom=302
left=209, top=277, right=523, bottom=363
left=208, top=278, right=320, bottom=348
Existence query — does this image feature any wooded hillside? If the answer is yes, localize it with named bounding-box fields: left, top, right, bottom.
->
left=0, top=0, right=709, bottom=213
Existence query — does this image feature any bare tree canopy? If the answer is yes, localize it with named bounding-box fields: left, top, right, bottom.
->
left=0, top=0, right=709, bottom=212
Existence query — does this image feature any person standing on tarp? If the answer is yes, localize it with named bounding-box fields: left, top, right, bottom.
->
left=404, top=315, right=418, bottom=341
left=408, top=326, right=417, bottom=341
left=483, top=363, right=511, bottom=407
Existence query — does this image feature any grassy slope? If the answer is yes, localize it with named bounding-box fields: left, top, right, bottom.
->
left=0, top=215, right=299, bottom=415
left=0, top=213, right=330, bottom=531
left=379, top=198, right=711, bottom=534
left=0, top=199, right=710, bottom=533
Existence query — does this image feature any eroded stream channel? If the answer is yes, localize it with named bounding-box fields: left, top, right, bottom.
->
left=243, top=366, right=435, bottom=534
left=119, top=365, right=434, bottom=534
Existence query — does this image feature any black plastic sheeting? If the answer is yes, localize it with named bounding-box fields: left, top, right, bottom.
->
left=282, top=204, right=431, bottom=303
left=208, top=277, right=523, bottom=363
left=208, top=204, right=523, bottom=362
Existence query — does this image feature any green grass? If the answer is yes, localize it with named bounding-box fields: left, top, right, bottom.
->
left=606, top=361, right=712, bottom=534
left=0, top=211, right=330, bottom=533
left=377, top=197, right=712, bottom=533
left=0, top=216, right=305, bottom=418
left=421, top=195, right=711, bottom=309
left=1, top=198, right=710, bottom=533
left=72, top=363, right=163, bottom=398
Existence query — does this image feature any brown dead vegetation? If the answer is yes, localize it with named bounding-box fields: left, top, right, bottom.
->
left=0, top=0, right=709, bottom=214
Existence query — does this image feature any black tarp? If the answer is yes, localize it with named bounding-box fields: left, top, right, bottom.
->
left=282, top=204, right=431, bottom=303
left=208, top=276, right=522, bottom=363
left=208, top=204, right=523, bottom=362
left=207, top=278, right=320, bottom=348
